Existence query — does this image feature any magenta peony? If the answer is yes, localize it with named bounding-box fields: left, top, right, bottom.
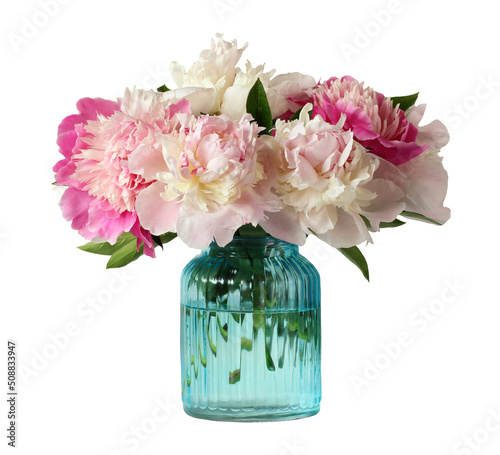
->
left=53, top=89, right=192, bottom=256
left=313, top=76, right=427, bottom=166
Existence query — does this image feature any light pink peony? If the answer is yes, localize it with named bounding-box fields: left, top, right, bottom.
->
left=401, top=104, right=450, bottom=223
left=406, top=103, right=450, bottom=151
left=54, top=89, right=191, bottom=256
left=130, top=113, right=281, bottom=249
left=372, top=103, right=450, bottom=224
left=398, top=150, right=450, bottom=224
left=313, top=76, right=427, bottom=166
left=260, top=107, right=406, bottom=248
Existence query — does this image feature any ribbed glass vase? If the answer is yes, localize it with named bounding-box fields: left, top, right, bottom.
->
left=180, top=235, right=321, bottom=421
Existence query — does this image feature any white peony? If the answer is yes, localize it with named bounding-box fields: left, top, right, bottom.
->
left=169, top=34, right=247, bottom=115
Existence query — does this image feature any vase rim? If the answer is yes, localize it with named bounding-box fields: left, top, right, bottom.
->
left=205, top=235, right=298, bottom=256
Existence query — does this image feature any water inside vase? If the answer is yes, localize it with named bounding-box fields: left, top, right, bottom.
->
left=181, top=304, right=321, bottom=417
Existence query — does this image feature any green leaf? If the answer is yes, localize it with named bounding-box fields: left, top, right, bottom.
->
left=229, top=369, right=241, bottom=384
left=289, top=106, right=314, bottom=122
left=152, top=232, right=177, bottom=250
left=79, top=232, right=143, bottom=269
left=207, top=314, right=217, bottom=356
left=159, top=232, right=177, bottom=244
left=361, top=215, right=406, bottom=229
left=391, top=93, right=419, bottom=111
left=190, top=355, right=198, bottom=378
left=235, top=224, right=268, bottom=236
left=380, top=219, right=406, bottom=229
left=246, top=78, right=272, bottom=132
left=289, top=107, right=302, bottom=121
left=79, top=232, right=177, bottom=268
left=217, top=317, right=228, bottom=342
left=78, top=241, right=119, bottom=256
left=401, top=211, right=442, bottom=225
left=265, top=344, right=276, bottom=371
left=338, top=246, right=370, bottom=281
left=157, top=84, right=170, bottom=92
left=151, top=235, right=163, bottom=249
left=106, top=241, right=144, bottom=269
left=198, top=339, right=207, bottom=367
left=241, top=337, right=253, bottom=351
left=78, top=233, right=136, bottom=256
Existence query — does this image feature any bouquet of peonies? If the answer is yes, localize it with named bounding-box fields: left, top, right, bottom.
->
left=53, top=35, right=450, bottom=279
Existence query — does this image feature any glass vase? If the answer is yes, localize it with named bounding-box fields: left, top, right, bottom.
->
left=180, top=235, right=321, bottom=421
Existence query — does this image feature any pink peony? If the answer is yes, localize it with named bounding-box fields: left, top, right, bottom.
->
left=313, top=76, right=426, bottom=166
left=130, top=113, right=281, bottom=249
left=260, top=107, right=406, bottom=248
left=54, top=89, right=191, bottom=256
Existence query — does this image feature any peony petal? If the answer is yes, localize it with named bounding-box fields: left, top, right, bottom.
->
left=163, top=87, right=216, bottom=116
left=176, top=204, right=242, bottom=249
left=130, top=219, right=156, bottom=258
left=317, top=209, right=372, bottom=248
left=60, top=187, right=91, bottom=233
left=363, top=137, right=427, bottom=166
left=135, top=181, right=182, bottom=235
left=56, top=130, right=78, bottom=158
left=405, top=104, right=426, bottom=126
left=407, top=104, right=450, bottom=149
left=88, top=205, right=136, bottom=245
left=361, top=179, right=405, bottom=230
left=269, top=72, right=316, bottom=118
left=76, top=97, right=118, bottom=120
left=399, top=151, right=449, bottom=224
left=415, top=119, right=450, bottom=149
left=230, top=189, right=282, bottom=227
left=58, top=114, right=84, bottom=135
left=404, top=207, right=451, bottom=225
left=260, top=207, right=307, bottom=246
left=128, top=145, right=169, bottom=181
left=301, top=206, right=335, bottom=235
left=220, top=85, right=251, bottom=121
left=169, top=62, right=186, bottom=88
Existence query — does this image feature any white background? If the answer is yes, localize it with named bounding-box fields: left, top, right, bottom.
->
left=1, top=1, right=499, bottom=454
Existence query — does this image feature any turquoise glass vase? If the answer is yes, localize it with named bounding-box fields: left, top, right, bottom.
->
left=180, top=235, right=321, bottom=421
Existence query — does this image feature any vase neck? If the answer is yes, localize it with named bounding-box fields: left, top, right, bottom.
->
left=205, top=236, right=298, bottom=258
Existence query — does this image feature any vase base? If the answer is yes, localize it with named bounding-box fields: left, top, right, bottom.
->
left=183, top=405, right=320, bottom=422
